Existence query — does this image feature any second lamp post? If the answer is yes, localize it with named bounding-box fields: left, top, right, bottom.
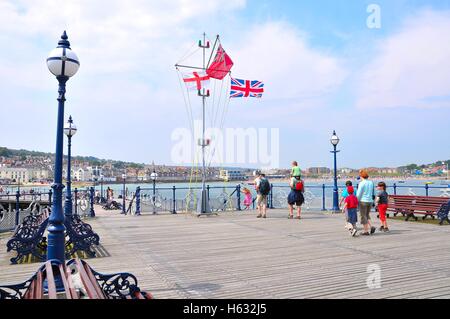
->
left=330, top=130, right=340, bottom=213
left=150, top=169, right=158, bottom=214
left=121, top=173, right=126, bottom=214
left=64, top=116, right=77, bottom=217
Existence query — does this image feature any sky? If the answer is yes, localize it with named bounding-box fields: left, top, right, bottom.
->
left=0, top=0, right=449, bottom=169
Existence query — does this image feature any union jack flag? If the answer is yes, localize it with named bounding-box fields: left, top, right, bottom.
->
left=230, top=77, right=264, bottom=98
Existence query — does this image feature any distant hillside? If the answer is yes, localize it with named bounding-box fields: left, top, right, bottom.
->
left=0, top=146, right=145, bottom=169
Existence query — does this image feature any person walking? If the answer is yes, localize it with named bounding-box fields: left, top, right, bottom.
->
left=254, top=172, right=270, bottom=218
left=343, top=186, right=358, bottom=237
left=241, top=187, right=253, bottom=210
left=287, top=176, right=304, bottom=219
left=375, top=182, right=390, bottom=232
left=356, top=170, right=376, bottom=236
left=340, top=180, right=354, bottom=228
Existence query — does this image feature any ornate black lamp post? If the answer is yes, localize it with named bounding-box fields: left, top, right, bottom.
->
left=100, top=174, right=104, bottom=203
left=121, top=173, right=126, bottom=214
left=330, top=130, right=340, bottom=213
left=46, top=31, right=80, bottom=262
left=150, top=169, right=158, bottom=214
left=64, top=116, right=77, bottom=217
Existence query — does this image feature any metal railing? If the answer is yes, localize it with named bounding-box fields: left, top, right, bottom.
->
left=0, top=187, right=96, bottom=232
left=129, top=182, right=450, bottom=215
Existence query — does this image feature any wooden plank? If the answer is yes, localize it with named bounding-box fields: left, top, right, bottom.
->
left=45, top=261, right=58, bottom=299
left=81, top=259, right=106, bottom=299
left=73, top=258, right=103, bottom=299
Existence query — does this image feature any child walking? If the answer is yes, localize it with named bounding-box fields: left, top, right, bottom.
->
left=343, top=186, right=358, bottom=237
left=340, top=181, right=353, bottom=227
left=376, top=182, right=390, bottom=232
left=242, top=187, right=253, bottom=210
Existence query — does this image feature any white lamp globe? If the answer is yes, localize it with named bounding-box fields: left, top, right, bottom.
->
left=330, top=130, right=340, bottom=146
left=150, top=172, right=158, bottom=181
left=64, top=116, right=77, bottom=137
left=46, top=31, right=80, bottom=78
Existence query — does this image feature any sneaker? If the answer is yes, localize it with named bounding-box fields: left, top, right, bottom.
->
left=383, top=227, right=390, bottom=232
left=257, top=214, right=262, bottom=218
left=379, top=226, right=385, bottom=232
left=370, top=226, right=376, bottom=234
left=351, top=228, right=357, bottom=237
left=361, top=232, right=370, bottom=236
left=262, top=215, right=267, bottom=219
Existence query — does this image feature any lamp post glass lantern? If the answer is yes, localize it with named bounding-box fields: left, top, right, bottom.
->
left=121, top=173, right=126, bottom=214
left=100, top=174, right=104, bottom=203
left=330, top=130, right=340, bottom=213
left=64, top=116, right=77, bottom=217
left=46, top=31, right=80, bottom=263
left=151, top=170, right=158, bottom=214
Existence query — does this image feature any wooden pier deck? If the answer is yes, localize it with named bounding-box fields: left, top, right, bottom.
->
left=1, top=207, right=450, bottom=299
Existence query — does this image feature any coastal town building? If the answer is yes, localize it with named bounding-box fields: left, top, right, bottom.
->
left=308, top=167, right=331, bottom=175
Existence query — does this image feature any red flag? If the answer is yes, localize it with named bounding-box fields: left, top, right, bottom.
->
left=206, top=44, right=234, bottom=80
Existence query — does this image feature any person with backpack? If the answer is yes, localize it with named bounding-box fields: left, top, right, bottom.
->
left=255, top=172, right=270, bottom=219
left=288, top=176, right=304, bottom=219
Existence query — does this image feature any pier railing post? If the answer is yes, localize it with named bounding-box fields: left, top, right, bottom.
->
left=425, top=184, right=429, bottom=197
left=15, top=190, right=20, bottom=227
left=172, top=186, right=177, bottom=214
left=48, top=189, right=53, bottom=207
left=74, top=188, right=78, bottom=215
left=135, top=186, right=141, bottom=215
left=393, top=183, right=397, bottom=195
left=207, top=185, right=210, bottom=201
left=270, top=184, right=274, bottom=209
left=236, top=184, right=241, bottom=211
left=322, top=184, right=326, bottom=211
left=89, top=186, right=95, bottom=217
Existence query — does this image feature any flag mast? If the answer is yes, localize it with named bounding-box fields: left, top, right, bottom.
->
left=197, top=33, right=212, bottom=215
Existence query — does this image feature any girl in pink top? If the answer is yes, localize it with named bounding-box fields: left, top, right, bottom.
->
left=242, top=187, right=253, bottom=210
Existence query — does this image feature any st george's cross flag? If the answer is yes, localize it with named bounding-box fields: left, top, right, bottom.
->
left=230, top=77, right=264, bottom=98
left=182, top=71, right=210, bottom=91
left=206, top=44, right=234, bottom=80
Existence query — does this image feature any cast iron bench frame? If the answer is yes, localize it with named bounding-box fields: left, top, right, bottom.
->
left=0, top=258, right=152, bottom=299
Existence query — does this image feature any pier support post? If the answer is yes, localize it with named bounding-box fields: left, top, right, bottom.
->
left=236, top=184, right=241, bottom=211
left=15, top=191, right=20, bottom=227
left=135, top=186, right=141, bottom=215
left=322, top=184, right=327, bottom=211
left=172, top=186, right=177, bottom=214
left=89, top=187, right=95, bottom=217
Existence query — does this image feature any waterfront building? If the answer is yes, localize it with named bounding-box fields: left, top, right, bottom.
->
left=219, top=169, right=248, bottom=181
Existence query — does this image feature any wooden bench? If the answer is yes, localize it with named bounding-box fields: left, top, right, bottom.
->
left=6, top=209, right=50, bottom=264
left=388, top=195, right=450, bottom=224
left=0, top=258, right=152, bottom=299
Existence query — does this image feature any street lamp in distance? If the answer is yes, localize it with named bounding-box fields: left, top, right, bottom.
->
left=330, top=130, right=340, bottom=213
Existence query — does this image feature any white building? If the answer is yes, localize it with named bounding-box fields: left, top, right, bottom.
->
left=73, top=168, right=93, bottom=182
left=0, top=167, right=29, bottom=182
left=219, top=169, right=248, bottom=181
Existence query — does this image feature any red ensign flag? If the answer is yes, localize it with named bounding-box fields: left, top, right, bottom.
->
left=206, top=45, right=234, bottom=80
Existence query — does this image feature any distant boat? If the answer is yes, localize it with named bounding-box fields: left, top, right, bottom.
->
left=398, top=181, right=406, bottom=184
left=425, top=182, right=434, bottom=185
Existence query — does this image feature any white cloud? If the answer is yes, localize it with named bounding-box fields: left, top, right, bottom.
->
left=230, top=21, right=347, bottom=105
left=356, top=9, right=450, bottom=109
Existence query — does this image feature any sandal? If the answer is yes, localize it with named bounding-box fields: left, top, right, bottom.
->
left=288, top=215, right=294, bottom=219
left=296, top=216, right=301, bottom=220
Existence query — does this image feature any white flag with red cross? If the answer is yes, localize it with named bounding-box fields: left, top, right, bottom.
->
left=182, top=71, right=210, bottom=91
